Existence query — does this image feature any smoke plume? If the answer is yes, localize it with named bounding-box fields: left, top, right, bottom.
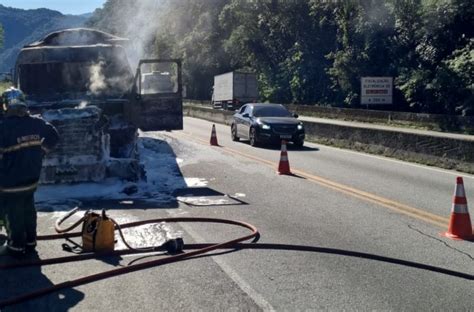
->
left=88, top=61, right=107, bottom=94
left=109, top=0, right=165, bottom=68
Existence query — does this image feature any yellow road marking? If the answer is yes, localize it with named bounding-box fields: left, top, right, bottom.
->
left=178, top=130, right=449, bottom=229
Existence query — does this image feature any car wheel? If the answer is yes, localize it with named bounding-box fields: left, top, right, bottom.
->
left=294, top=140, right=304, bottom=148
left=249, top=127, right=258, bottom=147
left=231, top=124, right=239, bottom=141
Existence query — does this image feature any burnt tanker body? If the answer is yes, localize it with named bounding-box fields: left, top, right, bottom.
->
left=14, top=28, right=183, bottom=184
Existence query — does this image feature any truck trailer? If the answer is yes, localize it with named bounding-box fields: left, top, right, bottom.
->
left=211, top=71, right=258, bottom=110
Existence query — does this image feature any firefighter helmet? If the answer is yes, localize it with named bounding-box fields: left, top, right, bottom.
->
left=2, top=87, right=27, bottom=109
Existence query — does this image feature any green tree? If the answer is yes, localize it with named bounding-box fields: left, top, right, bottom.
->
left=154, top=0, right=232, bottom=99
left=221, top=0, right=336, bottom=104
left=86, top=0, right=137, bottom=35
left=221, top=0, right=295, bottom=102
left=328, top=0, right=396, bottom=107
left=431, top=40, right=474, bottom=115
left=396, top=0, right=474, bottom=113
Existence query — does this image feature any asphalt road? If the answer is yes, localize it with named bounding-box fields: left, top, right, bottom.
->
left=1, top=116, right=473, bottom=311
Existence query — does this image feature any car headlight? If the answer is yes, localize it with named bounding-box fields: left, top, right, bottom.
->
left=297, top=123, right=304, bottom=130
left=256, top=118, right=271, bottom=130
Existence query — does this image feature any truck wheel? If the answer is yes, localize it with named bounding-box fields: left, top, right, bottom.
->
left=231, top=124, right=240, bottom=141
left=249, top=127, right=258, bottom=147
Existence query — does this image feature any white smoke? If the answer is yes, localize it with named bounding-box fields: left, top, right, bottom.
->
left=49, top=30, right=103, bottom=46
left=117, top=0, right=165, bottom=68
left=88, top=61, right=107, bottom=94
left=78, top=101, right=88, bottom=108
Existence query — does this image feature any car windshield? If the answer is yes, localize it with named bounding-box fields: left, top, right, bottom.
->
left=253, top=105, right=292, bottom=117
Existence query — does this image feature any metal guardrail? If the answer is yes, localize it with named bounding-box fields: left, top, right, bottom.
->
left=184, top=99, right=474, bottom=134
left=184, top=99, right=211, bottom=106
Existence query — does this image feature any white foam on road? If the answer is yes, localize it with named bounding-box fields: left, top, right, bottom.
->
left=113, top=215, right=182, bottom=250
left=184, top=177, right=208, bottom=187
left=177, top=196, right=233, bottom=206
left=36, top=133, right=201, bottom=208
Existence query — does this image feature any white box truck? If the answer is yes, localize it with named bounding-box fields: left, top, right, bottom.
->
left=212, top=71, right=258, bottom=110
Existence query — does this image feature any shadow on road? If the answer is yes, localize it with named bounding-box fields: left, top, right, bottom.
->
left=1, top=240, right=471, bottom=309
left=0, top=253, right=84, bottom=311
left=174, top=243, right=474, bottom=281
left=247, top=142, right=319, bottom=152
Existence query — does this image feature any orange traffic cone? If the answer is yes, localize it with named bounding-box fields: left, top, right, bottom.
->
left=441, top=177, right=474, bottom=240
left=277, top=140, right=292, bottom=175
left=210, top=124, right=219, bottom=146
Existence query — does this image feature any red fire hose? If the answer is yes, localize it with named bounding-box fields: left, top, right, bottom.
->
left=0, top=217, right=260, bottom=308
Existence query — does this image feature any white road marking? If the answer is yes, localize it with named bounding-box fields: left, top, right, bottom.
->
left=167, top=210, right=275, bottom=312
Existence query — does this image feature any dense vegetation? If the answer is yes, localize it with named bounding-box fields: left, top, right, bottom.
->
left=88, top=0, right=473, bottom=115
left=0, top=5, right=87, bottom=72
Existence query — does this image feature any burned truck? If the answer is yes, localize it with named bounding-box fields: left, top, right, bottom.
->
left=13, top=28, right=183, bottom=184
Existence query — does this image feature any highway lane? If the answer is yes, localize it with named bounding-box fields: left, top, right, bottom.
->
left=179, top=116, right=474, bottom=245
left=1, top=116, right=473, bottom=311
left=183, top=117, right=474, bottom=223
left=158, top=117, right=472, bottom=309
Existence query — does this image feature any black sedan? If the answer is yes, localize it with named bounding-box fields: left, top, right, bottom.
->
left=231, top=103, right=305, bottom=147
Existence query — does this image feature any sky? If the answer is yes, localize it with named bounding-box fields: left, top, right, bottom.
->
left=0, top=0, right=106, bottom=15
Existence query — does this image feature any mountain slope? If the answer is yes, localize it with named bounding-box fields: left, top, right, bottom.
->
left=0, top=5, right=88, bottom=72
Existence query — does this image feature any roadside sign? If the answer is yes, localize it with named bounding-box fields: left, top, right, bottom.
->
left=361, top=77, right=393, bottom=105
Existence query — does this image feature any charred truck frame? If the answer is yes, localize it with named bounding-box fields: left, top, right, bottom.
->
left=13, top=28, right=183, bottom=184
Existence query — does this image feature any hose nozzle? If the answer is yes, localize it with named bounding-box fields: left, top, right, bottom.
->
left=163, top=238, right=184, bottom=254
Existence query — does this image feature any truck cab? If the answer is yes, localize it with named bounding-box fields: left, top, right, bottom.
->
left=13, top=28, right=183, bottom=183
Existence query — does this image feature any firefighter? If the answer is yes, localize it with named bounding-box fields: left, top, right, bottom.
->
left=0, top=87, right=59, bottom=257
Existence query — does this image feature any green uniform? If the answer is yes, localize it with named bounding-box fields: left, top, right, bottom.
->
left=3, top=192, right=37, bottom=252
